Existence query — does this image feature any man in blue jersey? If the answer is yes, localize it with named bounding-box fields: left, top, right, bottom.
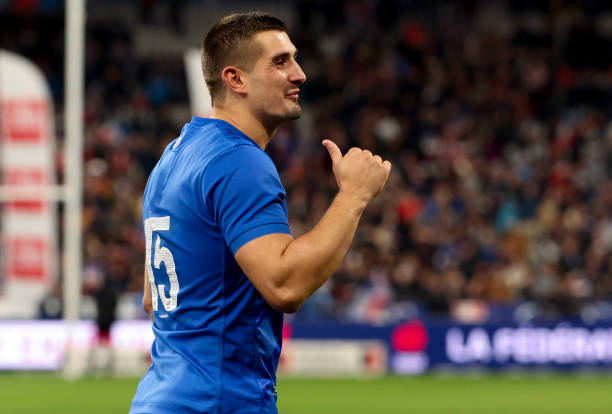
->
left=130, top=12, right=391, bottom=414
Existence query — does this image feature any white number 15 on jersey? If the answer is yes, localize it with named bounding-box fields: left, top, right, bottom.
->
left=144, top=216, right=180, bottom=312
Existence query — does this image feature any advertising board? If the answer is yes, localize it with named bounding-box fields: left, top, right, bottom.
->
left=0, top=50, right=57, bottom=318
left=1, top=319, right=611, bottom=373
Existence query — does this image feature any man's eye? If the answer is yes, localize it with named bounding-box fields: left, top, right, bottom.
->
left=275, top=59, right=287, bottom=65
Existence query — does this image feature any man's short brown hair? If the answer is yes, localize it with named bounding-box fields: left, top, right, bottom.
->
left=202, top=12, right=287, bottom=104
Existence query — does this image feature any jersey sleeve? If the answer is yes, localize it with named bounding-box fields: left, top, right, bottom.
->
left=203, top=145, right=291, bottom=254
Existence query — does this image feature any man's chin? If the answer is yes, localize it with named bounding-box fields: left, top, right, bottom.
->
left=264, top=106, right=302, bottom=127
left=285, top=111, right=301, bottom=121
left=274, top=109, right=301, bottom=123
left=285, top=105, right=302, bottom=121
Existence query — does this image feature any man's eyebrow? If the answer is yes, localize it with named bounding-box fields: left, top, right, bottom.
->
left=271, top=50, right=299, bottom=61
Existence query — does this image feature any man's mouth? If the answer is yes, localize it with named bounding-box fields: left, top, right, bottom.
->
left=285, top=90, right=300, bottom=100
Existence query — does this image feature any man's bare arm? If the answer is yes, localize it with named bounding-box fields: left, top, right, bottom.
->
left=142, top=269, right=153, bottom=321
left=235, top=140, right=391, bottom=313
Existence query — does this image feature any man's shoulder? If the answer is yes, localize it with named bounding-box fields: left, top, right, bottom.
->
left=182, top=118, right=265, bottom=167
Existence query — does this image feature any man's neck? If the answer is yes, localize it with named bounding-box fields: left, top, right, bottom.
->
left=211, top=107, right=276, bottom=150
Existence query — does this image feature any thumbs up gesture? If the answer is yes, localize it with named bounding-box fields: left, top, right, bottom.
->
left=322, top=139, right=391, bottom=205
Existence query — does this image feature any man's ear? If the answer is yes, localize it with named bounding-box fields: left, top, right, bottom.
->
left=221, top=66, right=247, bottom=96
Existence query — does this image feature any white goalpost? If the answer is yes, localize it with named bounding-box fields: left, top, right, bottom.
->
left=62, top=0, right=85, bottom=327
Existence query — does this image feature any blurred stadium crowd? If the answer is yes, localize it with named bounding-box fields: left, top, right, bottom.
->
left=2, top=0, right=612, bottom=325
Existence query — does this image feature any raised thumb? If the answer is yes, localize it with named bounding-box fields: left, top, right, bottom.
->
left=322, top=139, right=342, bottom=165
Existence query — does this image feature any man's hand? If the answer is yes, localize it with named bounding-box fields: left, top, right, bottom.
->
left=322, top=140, right=391, bottom=205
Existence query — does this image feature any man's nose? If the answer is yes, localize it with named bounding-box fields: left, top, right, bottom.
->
left=290, top=62, right=306, bottom=85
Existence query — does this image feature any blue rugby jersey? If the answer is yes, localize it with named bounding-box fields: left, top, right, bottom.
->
left=130, top=117, right=291, bottom=414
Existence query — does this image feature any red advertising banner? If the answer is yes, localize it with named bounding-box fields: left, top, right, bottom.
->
left=1, top=100, right=48, bottom=143
left=4, top=237, right=48, bottom=280
left=0, top=50, right=57, bottom=318
left=2, top=168, right=47, bottom=211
